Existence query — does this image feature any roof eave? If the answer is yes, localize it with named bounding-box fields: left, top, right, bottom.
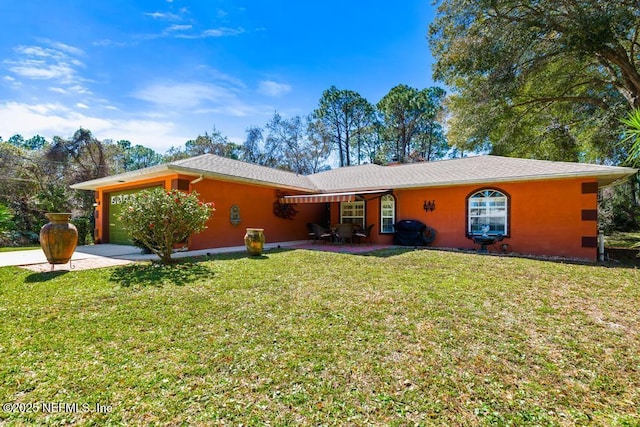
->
left=168, top=164, right=318, bottom=192
left=71, top=163, right=318, bottom=193
left=316, top=170, right=638, bottom=193
left=70, top=164, right=172, bottom=191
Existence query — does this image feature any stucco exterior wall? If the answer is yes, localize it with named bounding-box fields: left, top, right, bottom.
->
left=93, top=175, right=325, bottom=249
left=353, top=177, right=598, bottom=260
left=93, top=174, right=600, bottom=260
left=189, top=179, right=324, bottom=250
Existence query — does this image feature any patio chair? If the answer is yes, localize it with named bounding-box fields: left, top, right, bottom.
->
left=311, top=223, right=333, bottom=244
left=334, top=223, right=354, bottom=245
left=354, top=224, right=374, bottom=245
left=306, top=223, right=315, bottom=243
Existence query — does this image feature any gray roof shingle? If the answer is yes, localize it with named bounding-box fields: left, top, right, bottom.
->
left=308, top=155, right=637, bottom=191
left=169, top=154, right=317, bottom=191
left=71, top=154, right=637, bottom=191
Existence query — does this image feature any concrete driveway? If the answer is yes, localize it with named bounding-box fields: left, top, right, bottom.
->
left=0, top=244, right=143, bottom=272
left=0, top=242, right=293, bottom=272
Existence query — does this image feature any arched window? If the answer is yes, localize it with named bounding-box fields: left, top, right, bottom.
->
left=467, top=189, right=509, bottom=236
left=380, top=194, right=395, bottom=233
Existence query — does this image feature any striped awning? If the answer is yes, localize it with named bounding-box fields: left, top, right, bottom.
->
left=279, top=190, right=390, bottom=204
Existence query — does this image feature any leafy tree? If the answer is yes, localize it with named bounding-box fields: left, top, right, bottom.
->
left=46, top=128, right=110, bottom=218
left=312, top=86, right=376, bottom=167
left=9, top=134, right=48, bottom=151
left=7, top=134, right=25, bottom=147
left=0, top=203, right=14, bottom=233
left=609, top=107, right=640, bottom=234
left=113, top=140, right=164, bottom=172
left=264, top=113, right=316, bottom=174
left=118, top=188, right=215, bottom=263
left=262, top=113, right=290, bottom=169
left=377, top=85, right=448, bottom=162
left=429, top=0, right=640, bottom=162
left=23, top=135, right=48, bottom=151
left=242, top=114, right=331, bottom=174
left=164, top=145, right=191, bottom=162
left=621, top=108, right=640, bottom=168
left=241, top=126, right=265, bottom=164
left=47, top=128, right=109, bottom=181
left=0, top=141, right=67, bottom=235
left=184, top=127, right=241, bottom=159
left=305, top=118, right=333, bottom=173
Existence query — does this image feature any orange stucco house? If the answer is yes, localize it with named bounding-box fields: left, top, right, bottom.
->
left=71, top=154, right=637, bottom=261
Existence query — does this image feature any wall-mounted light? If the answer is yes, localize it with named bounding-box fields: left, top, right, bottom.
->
left=423, top=200, right=436, bottom=212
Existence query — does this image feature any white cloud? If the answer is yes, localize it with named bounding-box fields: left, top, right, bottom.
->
left=200, top=27, right=245, bottom=37
left=76, top=102, right=90, bottom=109
left=8, top=60, right=77, bottom=80
left=257, top=80, right=292, bottom=97
left=5, top=42, right=87, bottom=91
left=133, top=82, right=237, bottom=109
left=131, top=79, right=271, bottom=119
left=68, top=85, right=92, bottom=95
left=166, top=24, right=192, bottom=32
left=199, top=67, right=247, bottom=90
left=0, top=101, right=189, bottom=153
left=145, top=11, right=181, bottom=20
left=165, top=27, right=245, bottom=39
left=47, top=41, right=85, bottom=57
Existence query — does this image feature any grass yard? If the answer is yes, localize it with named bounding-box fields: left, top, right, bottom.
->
left=0, top=248, right=639, bottom=426
left=606, top=231, right=640, bottom=249
left=0, top=246, right=39, bottom=253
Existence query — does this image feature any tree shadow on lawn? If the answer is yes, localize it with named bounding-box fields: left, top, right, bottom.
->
left=109, top=258, right=214, bottom=287
left=24, top=270, right=69, bottom=282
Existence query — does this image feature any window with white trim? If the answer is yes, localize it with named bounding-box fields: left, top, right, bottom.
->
left=340, top=201, right=365, bottom=227
left=380, top=194, right=395, bottom=233
left=468, top=189, right=508, bottom=236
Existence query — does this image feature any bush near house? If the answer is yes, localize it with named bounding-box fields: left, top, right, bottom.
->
left=118, top=188, right=214, bottom=263
left=71, top=216, right=92, bottom=246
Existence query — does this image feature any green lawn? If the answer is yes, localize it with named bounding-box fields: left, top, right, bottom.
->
left=1, top=248, right=638, bottom=426
left=606, top=231, right=640, bottom=249
left=0, top=245, right=39, bottom=253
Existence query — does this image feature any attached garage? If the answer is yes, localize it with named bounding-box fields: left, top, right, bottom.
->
left=107, top=187, right=161, bottom=244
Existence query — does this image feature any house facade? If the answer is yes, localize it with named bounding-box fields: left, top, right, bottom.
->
left=71, top=154, right=637, bottom=261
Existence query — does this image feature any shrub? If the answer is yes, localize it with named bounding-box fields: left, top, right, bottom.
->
left=600, top=180, right=640, bottom=233
left=71, top=216, right=91, bottom=246
left=118, top=188, right=214, bottom=263
left=0, top=204, right=14, bottom=232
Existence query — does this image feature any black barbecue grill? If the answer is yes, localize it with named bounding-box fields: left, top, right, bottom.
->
left=393, top=220, right=437, bottom=246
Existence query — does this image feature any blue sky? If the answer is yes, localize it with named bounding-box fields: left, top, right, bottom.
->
left=0, top=1, right=437, bottom=153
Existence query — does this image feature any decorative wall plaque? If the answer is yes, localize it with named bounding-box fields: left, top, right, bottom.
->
left=230, top=204, right=241, bottom=226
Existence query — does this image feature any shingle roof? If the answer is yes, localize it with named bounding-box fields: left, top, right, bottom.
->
left=169, top=154, right=317, bottom=191
left=71, top=154, right=637, bottom=192
left=308, top=155, right=637, bottom=191
left=71, top=154, right=318, bottom=191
